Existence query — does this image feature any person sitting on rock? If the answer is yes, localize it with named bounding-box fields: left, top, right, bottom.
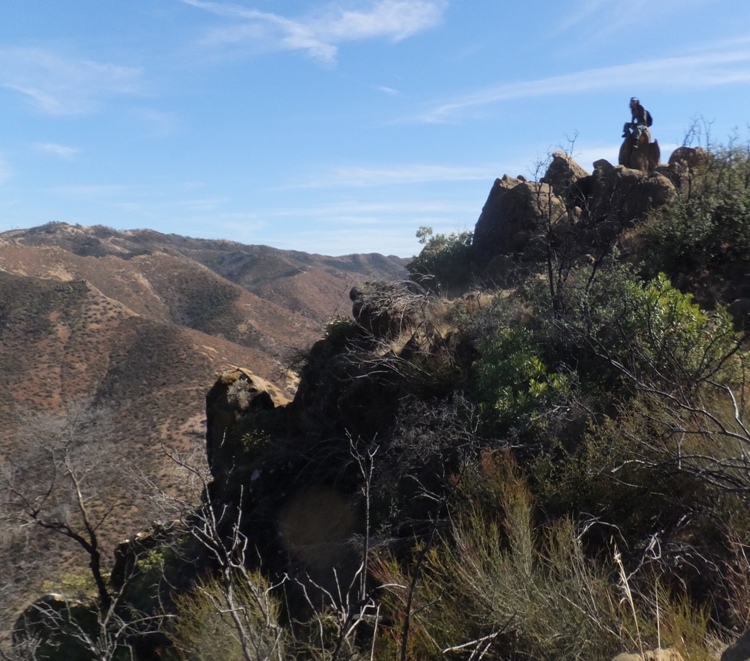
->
left=622, top=97, right=652, bottom=140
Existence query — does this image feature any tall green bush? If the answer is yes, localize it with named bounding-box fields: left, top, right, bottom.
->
left=408, top=226, right=473, bottom=293
left=640, top=144, right=750, bottom=276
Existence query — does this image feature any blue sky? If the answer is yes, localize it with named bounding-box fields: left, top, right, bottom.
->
left=2, top=1, right=750, bottom=256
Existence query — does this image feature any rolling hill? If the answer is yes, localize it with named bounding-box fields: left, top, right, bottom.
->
left=0, top=222, right=407, bottom=620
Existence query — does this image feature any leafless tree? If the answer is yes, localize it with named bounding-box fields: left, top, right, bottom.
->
left=1, top=401, right=166, bottom=659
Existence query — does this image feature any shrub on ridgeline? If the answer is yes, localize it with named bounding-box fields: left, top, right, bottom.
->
left=408, top=226, right=473, bottom=294
left=638, top=142, right=750, bottom=279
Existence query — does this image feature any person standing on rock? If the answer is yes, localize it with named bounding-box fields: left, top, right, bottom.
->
left=622, top=97, right=652, bottom=140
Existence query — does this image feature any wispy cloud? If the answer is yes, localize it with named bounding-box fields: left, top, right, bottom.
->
left=51, top=184, right=142, bottom=198
left=131, top=108, right=181, bottom=137
left=258, top=198, right=475, bottom=219
left=206, top=199, right=473, bottom=255
left=374, top=85, right=399, bottom=96
left=33, top=143, right=80, bottom=159
left=558, top=0, right=709, bottom=36
left=294, top=163, right=499, bottom=188
left=274, top=227, right=419, bottom=256
left=419, top=44, right=750, bottom=123
left=182, top=0, right=447, bottom=64
left=0, top=48, right=141, bottom=115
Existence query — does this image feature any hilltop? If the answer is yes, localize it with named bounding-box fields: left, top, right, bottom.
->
left=0, top=223, right=407, bottom=632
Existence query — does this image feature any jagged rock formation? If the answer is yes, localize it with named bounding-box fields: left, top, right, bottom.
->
left=197, top=148, right=722, bottom=594
left=472, top=175, right=566, bottom=272
left=587, top=159, right=675, bottom=234
left=469, top=150, right=717, bottom=285
left=198, top=281, right=468, bottom=611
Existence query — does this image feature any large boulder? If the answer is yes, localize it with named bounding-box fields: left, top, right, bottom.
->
left=205, top=367, right=278, bottom=478
left=722, top=628, right=750, bottom=661
left=668, top=146, right=709, bottom=170
left=541, top=151, right=591, bottom=205
left=667, top=146, right=711, bottom=192
left=472, top=176, right=566, bottom=269
left=350, top=280, right=433, bottom=339
left=587, top=161, right=676, bottom=231
left=619, top=129, right=661, bottom=172
left=13, top=594, right=93, bottom=659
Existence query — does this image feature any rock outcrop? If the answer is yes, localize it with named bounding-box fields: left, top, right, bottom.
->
left=470, top=152, right=680, bottom=283
left=618, top=128, right=661, bottom=172
left=13, top=594, right=91, bottom=660
left=472, top=175, right=566, bottom=271
left=667, top=146, right=711, bottom=193
left=195, top=279, right=467, bottom=614
left=205, top=366, right=278, bottom=477
left=587, top=160, right=675, bottom=232
left=723, top=629, right=750, bottom=661
left=541, top=150, right=591, bottom=205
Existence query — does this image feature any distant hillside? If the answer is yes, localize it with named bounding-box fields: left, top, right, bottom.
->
left=0, top=222, right=408, bottom=620
left=0, top=223, right=409, bottom=324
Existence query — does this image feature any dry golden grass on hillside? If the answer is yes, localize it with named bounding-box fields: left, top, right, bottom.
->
left=0, top=223, right=407, bottom=640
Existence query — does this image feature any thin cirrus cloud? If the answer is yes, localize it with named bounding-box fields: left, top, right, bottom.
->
left=0, top=47, right=141, bottom=115
left=419, top=45, right=750, bottom=123
left=33, top=143, right=80, bottom=159
left=295, top=163, right=498, bottom=189
left=181, top=0, right=447, bottom=64
left=557, top=0, right=709, bottom=35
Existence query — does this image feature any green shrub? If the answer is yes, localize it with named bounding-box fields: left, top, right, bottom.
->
left=472, top=325, right=573, bottom=442
left=376, top=455, right=631, bottom=660
left=640, top=144, right=750, bottom=276
left=323, top=314, right=358, bottom=344
left=375, top=451, right=724, bottom=660
left=617, top=273, right=743, bottom=388
left=408, top=226, right=473, bottom=294
left=526, top=264, right=744, bottom=400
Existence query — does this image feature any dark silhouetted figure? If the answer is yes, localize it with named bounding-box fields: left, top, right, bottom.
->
left=622, top=97, right=652, bottom=140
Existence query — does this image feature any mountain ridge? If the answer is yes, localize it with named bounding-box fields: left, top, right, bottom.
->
left=0, top=222, right=408, bottom=626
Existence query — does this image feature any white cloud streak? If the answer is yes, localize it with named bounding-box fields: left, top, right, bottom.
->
left=420, top=45, right=750, bottom=123
left=33, top=143, right=80, bottom=159
left=182, top=0, right=446, bottom=64
left=374, top=85, right=399, bottom=96
left=295, top=163, right=498, bottom=188
left=557, top=0, right=710, bottom=36
left=0, top=48, right=141, bottom=115
left=131, top=108, right=181, bottom=137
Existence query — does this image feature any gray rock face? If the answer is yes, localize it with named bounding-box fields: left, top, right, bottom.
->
left=722, top=629, right=750, bottom=661
left=472, top=175, right=565, bottom=269
left=587, top=163, right=676, bottom=229
left=541, top=150, right=591, bottom=204
left=470, top=153, right=677, bottom=282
